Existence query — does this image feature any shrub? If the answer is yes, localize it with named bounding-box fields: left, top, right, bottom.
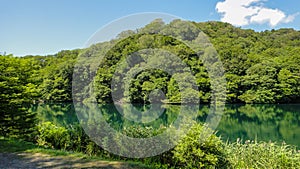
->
left=171, top=123, right=229, bottom=169
left=67, top=123, right=91, bottom=153
left=122, top=125, right=165, bottom=138
left=36, top=122, right=70, bottom=149
left=35, top=122, right=107, bottom=157
left=120, top=123, right=229, bottom=168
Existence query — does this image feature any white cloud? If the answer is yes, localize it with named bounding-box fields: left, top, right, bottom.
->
left=250, top=8, right=286, bottom=27
left=283, top=12, right=300, bottom=23
left=216, top=0, right=297, bottom=27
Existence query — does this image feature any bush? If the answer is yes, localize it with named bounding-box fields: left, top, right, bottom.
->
left=36, top=122, right=70, bottom=149
left=122, top=125, right=165, bottom=138
left=118, top=123, right=229, bottom=168
left=67, top=123, right=91, bottom=153
left=35, top=122, right=108, bottom=157
left=226, top=139, right=300, bottom=169
left=170, top=123, right=229, bottom=169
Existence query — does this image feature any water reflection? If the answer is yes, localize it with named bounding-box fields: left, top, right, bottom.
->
left=216, top=104, right=300, bottom=147
left=31, top=103, right=300, bottom=147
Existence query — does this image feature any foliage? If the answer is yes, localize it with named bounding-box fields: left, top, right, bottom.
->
left=122, top=125, right=165, bottom=138
left=0, top=136, right=38, bottom=152
left=0, top=55, right=39, bottom=139
left=2, top=19, right=300, bottom=168
left=1, top=20, right=300, bottom=104
left=226, top=139, right=300, bottom=169
left=36, top=122, right=70, bottom=149
left=171, top=123, right=229, bottom=169
left=197, top=21, right=300, bottom=103
left=35, top=121, right=101, bottom=155
left=39, top=50, right=80, bottom=102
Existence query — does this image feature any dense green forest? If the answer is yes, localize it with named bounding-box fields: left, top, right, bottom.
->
left=1, top=19, right=300, bottom=137
left=1, top=20, right=299, bottom=105
left=1, top=19, right=300, bottom=168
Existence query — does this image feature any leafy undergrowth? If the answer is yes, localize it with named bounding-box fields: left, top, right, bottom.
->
left=0, top=137, right=38, bottom=153
left=226, top=139, right=300, bottom=169
left=2, top=131, right=300, bottom=169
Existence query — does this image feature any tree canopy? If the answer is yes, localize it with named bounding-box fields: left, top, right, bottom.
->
left=1, top=20, right=300, bottom=104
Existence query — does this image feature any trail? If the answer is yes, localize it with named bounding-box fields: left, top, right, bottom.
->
left=0, top=152, right=145, bottom=169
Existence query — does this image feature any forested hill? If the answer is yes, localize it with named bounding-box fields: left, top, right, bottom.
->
left=1, top=20, right=300, bottom=104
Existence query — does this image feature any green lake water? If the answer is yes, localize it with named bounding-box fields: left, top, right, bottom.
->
left=31, top=103, right=300, bottom=148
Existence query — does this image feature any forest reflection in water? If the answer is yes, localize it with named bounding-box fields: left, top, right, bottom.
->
left=30, top=103, right=300, bottom=148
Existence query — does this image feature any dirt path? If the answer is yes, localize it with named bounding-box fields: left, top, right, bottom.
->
left=0, top=152, right=147, bottom=169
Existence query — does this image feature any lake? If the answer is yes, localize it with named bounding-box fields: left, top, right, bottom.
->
left=30, top=103, right=300, bottom=148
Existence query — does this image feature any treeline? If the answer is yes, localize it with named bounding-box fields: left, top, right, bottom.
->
left=1, top=20, right=300, bottom=104
left=197, top=22, right=300, bottom=103
left=0, top=50, right=80, bottom=138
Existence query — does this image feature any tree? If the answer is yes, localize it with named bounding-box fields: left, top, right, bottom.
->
left=0, top=55, right=38, bottom=139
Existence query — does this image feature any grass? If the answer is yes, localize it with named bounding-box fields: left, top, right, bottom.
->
left=0, top=137, right=72, bottom=155
left=0, top=137, right=39, bottom=152
left=225, top=139, right=300, bottom=169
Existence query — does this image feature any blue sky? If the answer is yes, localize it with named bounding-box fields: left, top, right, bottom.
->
left=1, top=0, right=299, bottom=56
